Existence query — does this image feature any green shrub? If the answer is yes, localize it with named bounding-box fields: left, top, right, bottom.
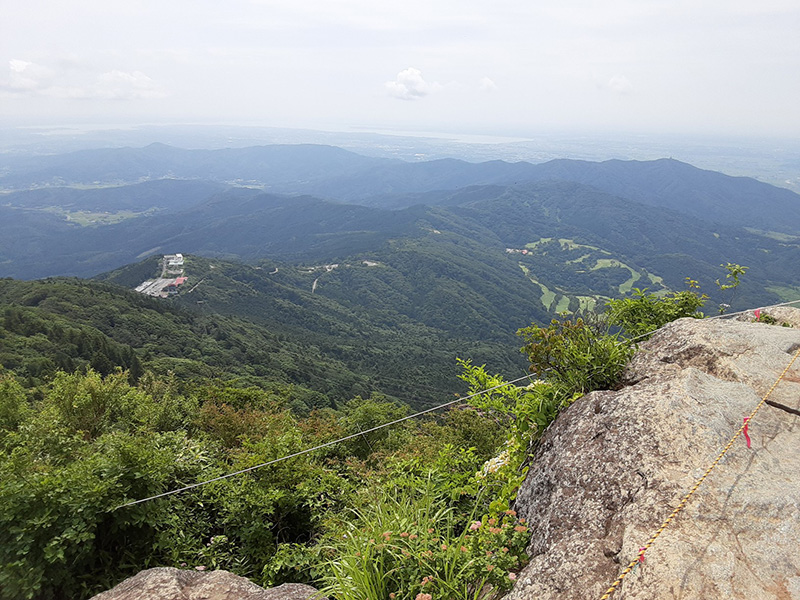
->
left=605, top=284, right=706, bottom=340
left=517, top=315, right=633, bottom=393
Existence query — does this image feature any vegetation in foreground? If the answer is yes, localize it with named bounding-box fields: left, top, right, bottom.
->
left=1, top=267, right=759, bottom=600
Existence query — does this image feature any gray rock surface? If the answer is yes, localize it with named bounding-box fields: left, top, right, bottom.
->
left=507, top=311, right=800, bottom=600
left=90, top=567, right=324, bottom=600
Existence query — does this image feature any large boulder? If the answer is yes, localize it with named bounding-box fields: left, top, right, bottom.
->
left=90, top=567, right=324, bottom=600
left=508, top=309, right=800, bottom=600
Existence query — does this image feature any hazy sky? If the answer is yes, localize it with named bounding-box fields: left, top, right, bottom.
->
left=2, top=0, right=799, bottom=138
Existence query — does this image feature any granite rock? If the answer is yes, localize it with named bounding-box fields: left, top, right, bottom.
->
left=507, top=312, right=800, bottom=600
left=90, top=567, right=324, bottom=600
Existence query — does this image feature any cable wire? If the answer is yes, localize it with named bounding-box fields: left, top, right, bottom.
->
left=117, top=372, right=534, bottom=509
left=624, top=297, right=800, bottom=345
left=117, top=297, right=800, bottom=510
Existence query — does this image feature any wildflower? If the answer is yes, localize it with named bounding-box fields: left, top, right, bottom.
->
left=509, top=572, right=517, bottom=581
left=501, top=547, right=509, bottom=553
left=460, top=546, right=468, bottom=552
left=487, top=565, right=495, bottom=571
left=505, top=509, right=517, bottom=517
left=428, top=528, right=434, bottom=533
left=400, top=532, right=410, bottom=538
left=514, top=525, right=528, bottom=532
left=369, top=539, right=375, bottom=544
left=441, top=544, right=448, bottom=550
left=390, top=594, right=396, bottom=599
left=486, top=551, right=493, bottom=557
left=488, top=518, right=497, bottom=526
left=480, top=451, right=510, bottom=476
left=416, top=594, right=432, bottom=600
left=469, top=521, right=482, bottom=531
left=489, top=527, right=502, bottom=534
left=410, top=534, right=418, bottom=540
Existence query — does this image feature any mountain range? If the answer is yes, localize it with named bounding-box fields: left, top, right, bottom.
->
left=2, top=141, right=800, bottom=407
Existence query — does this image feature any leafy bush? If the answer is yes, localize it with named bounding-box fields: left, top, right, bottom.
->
left=605, top=283, right=707, bottom=340
left=517, top=315, right=633, bottom=393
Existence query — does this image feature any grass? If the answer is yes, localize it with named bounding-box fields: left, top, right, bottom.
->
left=554, top=295, right=571, bottom=313
left=591, top=259, right=642, bottom=295
left=743, top=227, right=800, bottom=243
left=41, top=206, right=155, bottom=226
left=519, top=265, right=556, bottom=310
left=766, top=285, right=800, bottom=302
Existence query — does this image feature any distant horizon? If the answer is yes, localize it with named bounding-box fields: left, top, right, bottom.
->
left=3, top=119, right=799, bottom=146
left=2, top=121, right=799, bottom=195
left=4, top=1, right=800, bottom=141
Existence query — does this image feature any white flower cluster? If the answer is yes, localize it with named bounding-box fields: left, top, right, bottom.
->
left=476, top=449, right=511, bottom=479
left=525, top=380, right=548, bottom=390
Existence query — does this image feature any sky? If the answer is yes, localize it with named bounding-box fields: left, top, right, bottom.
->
left=2, top=0, right=799, bottom=139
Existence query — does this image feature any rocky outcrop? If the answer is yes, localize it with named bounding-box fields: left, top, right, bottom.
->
left=90, top=567, right=324, bottom=600
left=508, top=309, right=800, bottom=600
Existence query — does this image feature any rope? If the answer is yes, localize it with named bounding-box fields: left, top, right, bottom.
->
left=598, top=342, right=800, bottom=600
left=117, top=373, right=533, bottom=509
left=706, top=297, right=800, bottom=322
left=624, top=297, right=800, bottom=345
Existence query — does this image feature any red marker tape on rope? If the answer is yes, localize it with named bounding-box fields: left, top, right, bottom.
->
left=743, top=417, right=751, bottom=448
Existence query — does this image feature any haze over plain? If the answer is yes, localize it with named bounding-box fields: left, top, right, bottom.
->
left=2, top=0, right=799, bottom=140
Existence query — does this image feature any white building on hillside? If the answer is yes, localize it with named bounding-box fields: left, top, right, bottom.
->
left=166, top=254, right=184, bottom=267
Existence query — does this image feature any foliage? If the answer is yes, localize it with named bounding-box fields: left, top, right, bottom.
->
left=0, top=368, right=355, bottom=599
left=715, top=263, right=748, bottom=313
left=456, top=360, right=582, bottom=511
left=716, top=263, right=748, bottom=291
left=0, top=257, right=764, bottom=599
left=321, top=488, right=529, bottom=600
left=0, top=359, right=539, bottom=600
left=605, top=282, right=707, bottom=340
left=516, top=315, right=634, bottom=393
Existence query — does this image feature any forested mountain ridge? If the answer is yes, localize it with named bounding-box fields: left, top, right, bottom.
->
left=4, top=143, right=799, bottom=233
left=2, top=177, right=798, bottom=313
left=0, top=143, right=393, bottom=191
left=2, top=143, right=800, bottom=388
left=0, top=257, right=535, bottom=409
left=0, top=276, right=377, bottom=408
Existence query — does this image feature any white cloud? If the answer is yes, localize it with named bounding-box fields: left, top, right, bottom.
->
left=92, top=70, right=165, bottom=100
left=1, top=60, right=54, bottom=92
left=607, top=74, right=634, bottom=94
left=385, top=67, right=438, bottom=100
left=479, top=76, right=497, bottom=92
left=0, top=60, right=165, bottom=100
left=593, top=73, right=634, bottom=95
